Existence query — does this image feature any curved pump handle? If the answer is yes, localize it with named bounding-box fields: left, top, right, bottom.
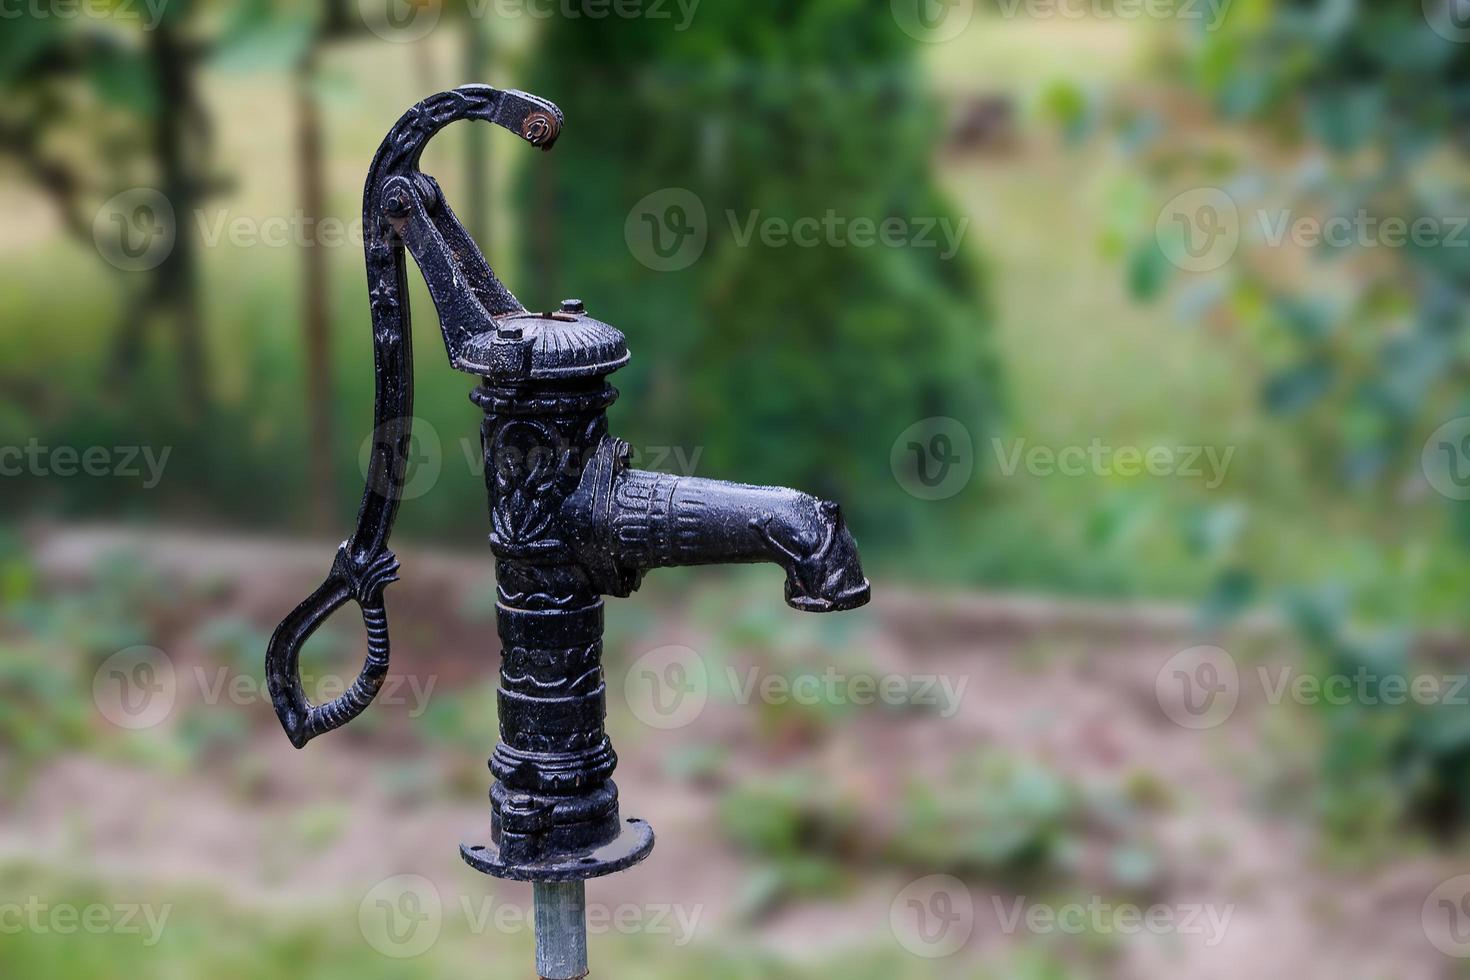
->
left=266, top=86, right=562, bottom=748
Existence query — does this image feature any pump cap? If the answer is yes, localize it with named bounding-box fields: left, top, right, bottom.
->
left=460, top=304, right=630, bottom=380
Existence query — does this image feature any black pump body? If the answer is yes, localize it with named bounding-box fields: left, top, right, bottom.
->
left=265, top=85, right=870, bottom=882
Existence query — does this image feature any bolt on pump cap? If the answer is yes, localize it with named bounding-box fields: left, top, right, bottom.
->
left=464, top=298, right=630, bottom=381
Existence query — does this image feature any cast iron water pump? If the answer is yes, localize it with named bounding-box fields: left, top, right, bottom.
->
left=264, top=85, right=870, bottom=978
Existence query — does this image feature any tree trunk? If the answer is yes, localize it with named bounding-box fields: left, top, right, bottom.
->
left=148, top=18, right=208, bottom=413
left=296, top=48, right=336, bottom=532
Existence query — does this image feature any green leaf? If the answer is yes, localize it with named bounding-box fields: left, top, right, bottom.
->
left=88, top=47, right=158, bottom=116
left=1272, top=295, right=1337, bottom=341
left=1305, top=86, right=1384, bottom=154
left=1197, top=568, right=1256, bottom=632
left=1182, top=503, right=1248, bottom=559
left=1262, top=359, right=1334, bottom=414
left=1126, top=236, right=1171, bottom=301
left=210, top=14, right=316, bottom=73
left=1040, top=80, right=1093, bottom=145
left=0, top=16, right=65, bottom=88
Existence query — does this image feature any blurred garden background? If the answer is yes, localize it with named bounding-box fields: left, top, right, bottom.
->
left=5, top=0, right=1470, bottom=976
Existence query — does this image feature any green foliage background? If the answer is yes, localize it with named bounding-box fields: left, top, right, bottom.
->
left=521, top=1, right=1000, bottom=549
left=1091, top=0, right=1470, bottom=843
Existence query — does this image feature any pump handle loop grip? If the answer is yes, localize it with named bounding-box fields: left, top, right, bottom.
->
left=266, top=544, right=398, bottom=748
left=264, top=85, right=562, bottom=747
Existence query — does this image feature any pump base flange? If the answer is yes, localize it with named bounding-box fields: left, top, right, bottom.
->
left=460, top=817, right=654, bottom=882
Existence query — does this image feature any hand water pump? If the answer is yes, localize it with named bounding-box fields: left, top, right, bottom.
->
left=264, top=85, right=870, bottom=979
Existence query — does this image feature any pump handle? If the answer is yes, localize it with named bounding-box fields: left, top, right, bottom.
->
left=266, top=85, right=563, bottom=748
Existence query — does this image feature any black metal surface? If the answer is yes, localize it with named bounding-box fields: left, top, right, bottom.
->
left=264, top=85, right=871, bottom=883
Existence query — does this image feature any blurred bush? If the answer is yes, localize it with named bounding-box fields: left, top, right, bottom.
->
left=522, top=1, right=1001, bottom=554
left=1085, top=0, right=1470, bottom=845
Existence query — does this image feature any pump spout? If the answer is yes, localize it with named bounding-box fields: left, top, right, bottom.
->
left=566, top=440, right=870, bottom=612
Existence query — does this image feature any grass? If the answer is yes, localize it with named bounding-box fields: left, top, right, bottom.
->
left=0, top=864, right=947, bottom=980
